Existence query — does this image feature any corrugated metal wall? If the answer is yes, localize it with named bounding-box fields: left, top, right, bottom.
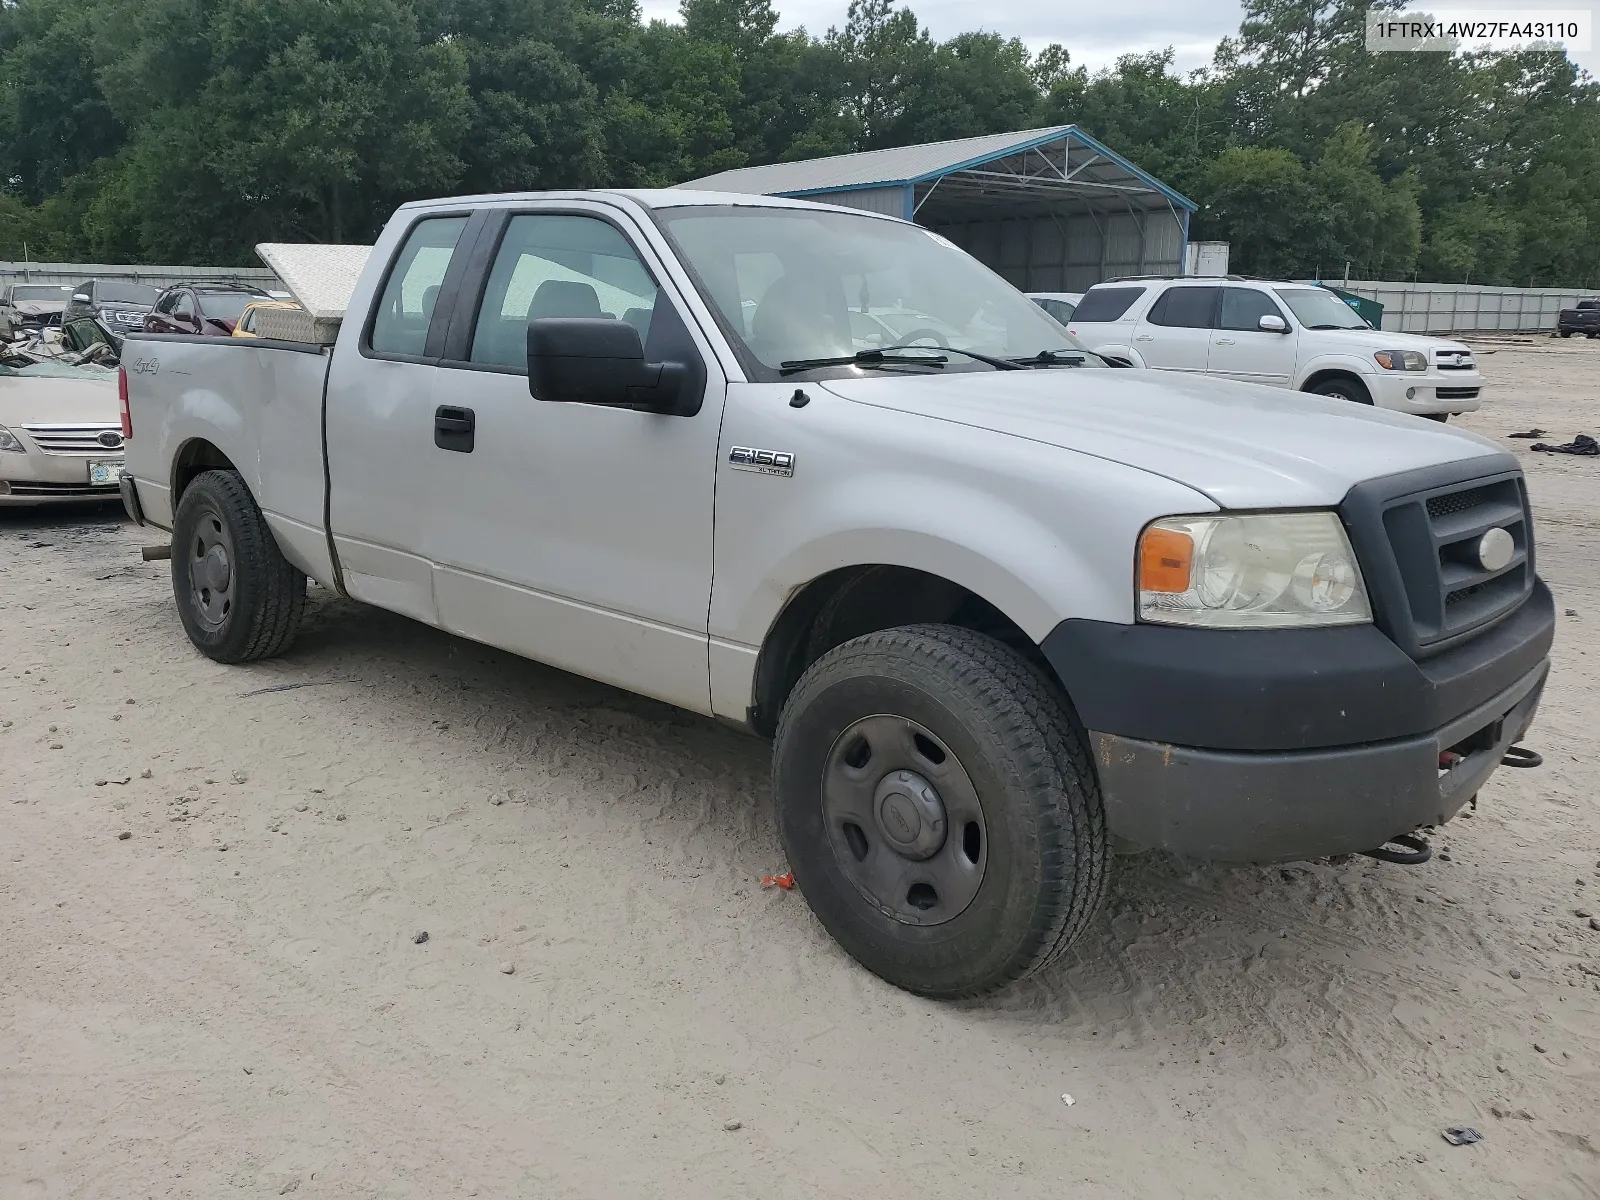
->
left=0, top=261, right=281, bottom=290
left=1339, top=280, right=1588, bottom=333
left=807, top=187, right=909, bottom=218
left=930, top=209, right=1183, bottom=291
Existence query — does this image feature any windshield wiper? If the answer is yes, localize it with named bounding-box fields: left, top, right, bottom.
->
left=1009, top=348, right=1099, bottom=368
left=779, top=343, right=1025, bottom=375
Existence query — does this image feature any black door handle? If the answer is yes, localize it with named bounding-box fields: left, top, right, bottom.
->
left=434, top=405, right=475, bottom=453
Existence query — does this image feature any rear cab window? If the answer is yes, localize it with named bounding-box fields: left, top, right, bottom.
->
left=1071, top=287, right=1145, bottom=323
left=369, top=216, right=471, bottom=357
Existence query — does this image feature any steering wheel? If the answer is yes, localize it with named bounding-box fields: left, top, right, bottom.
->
left=897, top=327, right=950, bottom=348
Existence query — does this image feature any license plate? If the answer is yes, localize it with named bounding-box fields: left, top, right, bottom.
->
left=88, top=459, right=121, bottom=486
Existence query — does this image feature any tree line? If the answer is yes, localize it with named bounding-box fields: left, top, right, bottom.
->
left=3, top=0, right=1598, bottom=286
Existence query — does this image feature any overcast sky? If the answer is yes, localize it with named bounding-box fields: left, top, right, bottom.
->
left=637, top=0, right=1597, bottom=79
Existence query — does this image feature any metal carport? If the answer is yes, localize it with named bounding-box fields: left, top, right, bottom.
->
left=680, top=126, right=1198, bottom=292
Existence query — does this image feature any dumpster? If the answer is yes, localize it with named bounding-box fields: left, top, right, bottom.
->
left=1316, top=283, right=1385, bottom=330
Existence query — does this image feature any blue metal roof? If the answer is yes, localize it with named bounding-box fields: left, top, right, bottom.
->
left=682, top=125, right=1196, bottom=213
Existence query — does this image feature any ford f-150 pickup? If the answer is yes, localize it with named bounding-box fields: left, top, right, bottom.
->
left=118, top=190, right=1555, bottom=997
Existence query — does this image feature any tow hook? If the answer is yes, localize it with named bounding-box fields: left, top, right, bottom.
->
left=1361, top=832, right=1432, bottom=865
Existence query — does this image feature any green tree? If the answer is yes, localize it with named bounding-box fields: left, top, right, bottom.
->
left=1304, top=122, right=1419, bottom=279
left=1421, top=198, right=1521, bottom=283
left=1194, top=146, right=1317, bottom=278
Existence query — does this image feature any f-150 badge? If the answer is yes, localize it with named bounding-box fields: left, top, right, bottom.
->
left=729, top=446, right=795, bottom=477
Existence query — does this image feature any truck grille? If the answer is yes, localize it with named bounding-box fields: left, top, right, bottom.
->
left=20, top=423, right=125, bottom=456
left=1435, top=352, right=1475, bottom=371
left=1340, top=458, right=1533, bottom=659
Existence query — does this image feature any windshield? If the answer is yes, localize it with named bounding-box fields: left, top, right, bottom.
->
left=655, top=205, right=1098, bottom=375
left=1274, top=288, right=1369, bottom=330
left=10, top=285, right=70, bottom=302
left=96, top=282, right=161, bottom=304
left=199, top=292, right=264, bottom=323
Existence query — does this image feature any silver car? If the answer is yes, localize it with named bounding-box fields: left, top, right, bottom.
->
left=0, top=360, right=125, bottom=506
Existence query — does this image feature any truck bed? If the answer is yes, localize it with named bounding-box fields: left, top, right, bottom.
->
left=120, top=334, right=338, bottom=587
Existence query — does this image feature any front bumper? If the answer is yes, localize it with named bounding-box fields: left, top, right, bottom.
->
left=1092, top=661, right=1545, bottom=862
left=1043, top=582, right=1555, bottom=863
left=1366, top=369, right=1483, bottom=414
left=0, top=451, right=124, bottom=506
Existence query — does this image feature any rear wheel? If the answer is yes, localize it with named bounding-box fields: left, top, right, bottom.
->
left=773, top=625, right=1109, bottom=998
left=172, top=469, right=305, bottom=662
left=1560, top=330, right=1573, bottom=338
left=1308, top=376, right=1372, bottom=405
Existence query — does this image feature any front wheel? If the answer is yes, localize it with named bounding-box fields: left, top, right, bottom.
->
left=1308, top=376, right=1372, bottom=405
left=172, top=469, right=305, bottom=662
left=773, top=625, right=1109, bottom=997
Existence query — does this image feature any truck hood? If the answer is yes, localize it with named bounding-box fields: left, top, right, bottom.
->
left=819, top=369, right=1503, bottom=509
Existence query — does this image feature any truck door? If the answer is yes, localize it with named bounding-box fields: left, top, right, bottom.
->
left=1131, top=285, right=1218, bottom=373
left=421, top=205, right=727, bottom=715
left=325, top=210, right=476, bottom=626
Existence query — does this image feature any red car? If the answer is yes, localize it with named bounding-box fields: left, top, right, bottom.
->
left=143, top=284, right=272, bottom=336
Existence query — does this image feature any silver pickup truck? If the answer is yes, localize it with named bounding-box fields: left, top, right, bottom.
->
left=119, top=190, right=1554, bottom=997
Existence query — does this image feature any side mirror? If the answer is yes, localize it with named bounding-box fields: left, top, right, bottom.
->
left=73, top=293, right=91, bottom=303
left=1259, top=314, right=1289, bottom=333
left=527, top=317, right=691, bottom=414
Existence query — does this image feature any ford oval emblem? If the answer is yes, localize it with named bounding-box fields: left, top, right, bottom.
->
left=1476, top=527, right=1515, bottom=572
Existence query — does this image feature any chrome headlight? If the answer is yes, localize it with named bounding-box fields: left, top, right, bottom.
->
left=1373, top=350, right=1427, bottom=372
left=0, top=424, right=26, bottom=453
left=1138, top=512, right=1371, bottom=629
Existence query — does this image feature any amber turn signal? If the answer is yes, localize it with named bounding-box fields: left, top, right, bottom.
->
left=1139, top=526, right=1194, bottom=594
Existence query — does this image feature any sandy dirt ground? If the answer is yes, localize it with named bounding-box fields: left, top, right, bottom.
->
left=3, top=340, right=1598, bottom=1200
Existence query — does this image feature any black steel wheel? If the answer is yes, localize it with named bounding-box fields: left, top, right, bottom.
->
left=186, top=502, right=237, bottom=632
left=171, top=469, right=305, bottom=663
left=774, top=624, right=1109, bottom=998
left=822, top=714, right=988, bottom=926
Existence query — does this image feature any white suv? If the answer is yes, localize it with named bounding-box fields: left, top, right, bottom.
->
left=1067, top=278, right=1482, bottom=419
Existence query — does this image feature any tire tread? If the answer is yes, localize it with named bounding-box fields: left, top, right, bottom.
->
left=775, top=624, right=1110, bottom=996
left=172, top=469, right=305, bottom=663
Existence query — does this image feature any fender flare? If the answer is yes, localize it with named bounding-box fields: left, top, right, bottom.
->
left=1294, top=353, right=1378, bottom=391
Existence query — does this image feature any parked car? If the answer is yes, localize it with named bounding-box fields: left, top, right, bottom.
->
left=1, top=283, right=75, bottom=336
left=144, top=283, right=272, bottom=336
left=121, top=191, right=1550, bottom=998
left=1027, top=292, right=1084, bottom=324
left=1555, top=298, right=1600, bottom=338
left=1067, top=277, right=1483, bottom=419
left=63, top=280, right=163, bottom=336
left=1, top=357, right=124, bottom=506
left=232, top=299, right=303, bottom=338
